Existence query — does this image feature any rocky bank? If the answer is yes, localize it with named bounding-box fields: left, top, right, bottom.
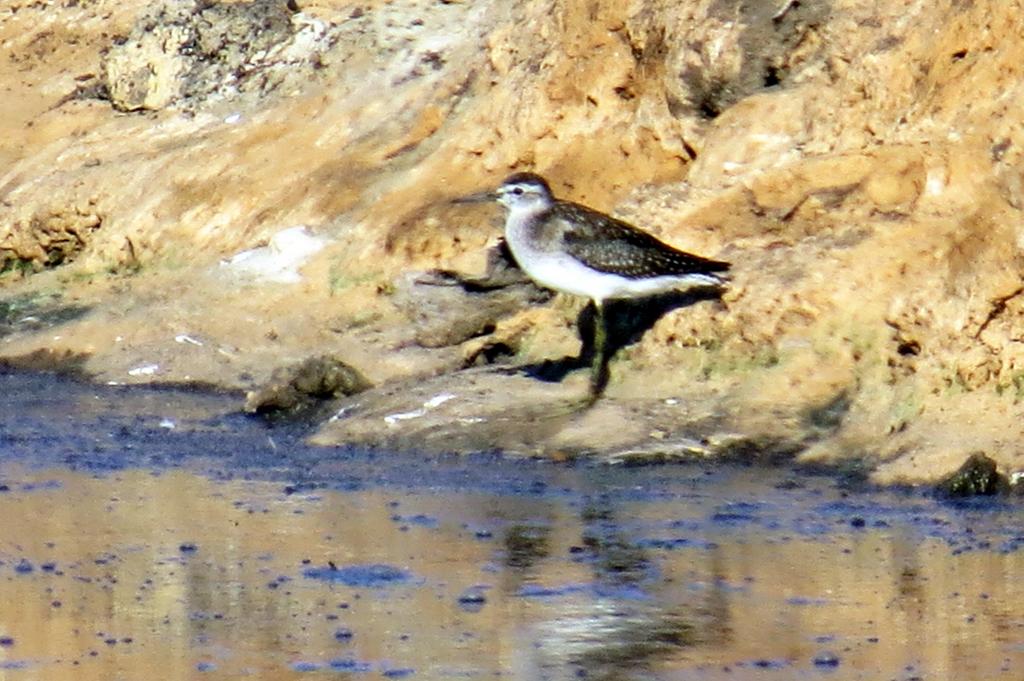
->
left=3, top=0, right=1024, bottom=484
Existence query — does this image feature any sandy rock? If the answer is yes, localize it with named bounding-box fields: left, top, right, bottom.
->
left=312, top=368, right=589, bottom=457
left=390, top=242, right=552, bottom=349
left=103, top=0, right=328, bottom=111
left=311, top=366, right=741, bottom=462
left=244, top=354, right=370, bottom=417
left=935, top=452, right=1010, bottom=498
left=1, top=203, right=103, bottom=272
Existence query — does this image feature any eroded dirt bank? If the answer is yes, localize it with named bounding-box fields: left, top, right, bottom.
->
left=3, top=0, right=1024, bottom=483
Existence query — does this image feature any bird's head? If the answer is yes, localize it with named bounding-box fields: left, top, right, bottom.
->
left=494, top=172, right=554, bottom=210
left=454, top=172, right=554, bottom=212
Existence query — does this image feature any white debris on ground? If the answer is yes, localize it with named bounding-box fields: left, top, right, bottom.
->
left=128, top=363, right=160, bottom=376
left=383, top=392, right=457, bottom=426
left=221, top=226, right=327, bottom=284
left=174, top=334, right=204, bottom=346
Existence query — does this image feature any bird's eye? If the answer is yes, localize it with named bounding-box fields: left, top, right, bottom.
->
left=512, top=187, right=524, bottom=195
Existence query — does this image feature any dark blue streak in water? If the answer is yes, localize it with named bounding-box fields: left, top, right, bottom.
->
left=710, top=501, right=763, bottom=525
left=457, top=586, right=489, bottom=612
left=746, top=658, right=789, bottom=669
left=290, top=661, right=320, bottom=672
left=328, top=658, right=372, bottom=672
left=516, top=582, right=650, bottom=601
left=390, top=513, right=439, bottom=528
left=636, top=537, right=718, bottom=551
left=516, top=583, right=589, bottom=598
left=787, top=596, right=828, bottom=606
left=303, top=563, right=411, bottom=587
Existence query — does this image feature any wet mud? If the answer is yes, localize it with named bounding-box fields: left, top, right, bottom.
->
left=2, top=369, right=1023, bottom=680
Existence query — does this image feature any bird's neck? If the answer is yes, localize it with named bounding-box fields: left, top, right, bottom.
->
left=504, top=199, right=552, bottom=239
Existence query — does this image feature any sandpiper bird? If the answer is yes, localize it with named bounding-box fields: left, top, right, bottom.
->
left=457, top=172, right=730, bottom=398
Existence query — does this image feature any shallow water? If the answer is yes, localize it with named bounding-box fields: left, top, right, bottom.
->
left=1, top=370, right=1023, bottom=680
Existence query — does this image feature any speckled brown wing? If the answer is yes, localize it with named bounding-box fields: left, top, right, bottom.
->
left=555, top=202, right=730, bottom=279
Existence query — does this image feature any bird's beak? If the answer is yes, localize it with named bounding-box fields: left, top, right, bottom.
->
left=452, top=190, right=498, bottom=204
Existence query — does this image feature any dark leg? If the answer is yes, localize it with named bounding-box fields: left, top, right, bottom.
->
left=589, top=301, right=610, bottom=400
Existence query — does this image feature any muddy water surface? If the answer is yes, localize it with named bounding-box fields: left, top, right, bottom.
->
left=2, top=369, right=1024, bottom=680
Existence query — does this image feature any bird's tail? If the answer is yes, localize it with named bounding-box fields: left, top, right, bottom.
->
left=691, top=271, right=730, bottom=287
left=701, top=257, right=731, bottom=286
